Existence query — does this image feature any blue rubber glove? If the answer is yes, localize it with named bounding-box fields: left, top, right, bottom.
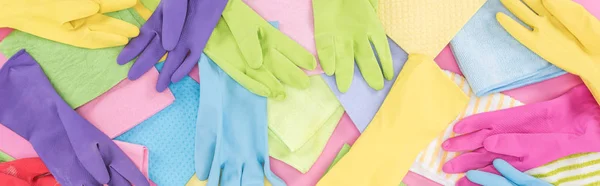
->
left=466, top=159, right=552, bottom=186
left=195, top=54, right=284, bottom=186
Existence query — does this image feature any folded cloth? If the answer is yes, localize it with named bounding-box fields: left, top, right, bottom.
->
left=326, top=144, right=351, bottom=173
left=269, top=114, right=361, bottom=186
left=450, top=0, right=565, bottom=97
left=116, top=63, right=199, bottom=186
left=0, top=8, right=145, bottom=108
left=322, top=38, right=407, bottom=132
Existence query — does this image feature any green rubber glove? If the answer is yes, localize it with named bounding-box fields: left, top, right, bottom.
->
left=204, top=0, right=317, bottom=100
left=313, top=0, right=393, bottom=92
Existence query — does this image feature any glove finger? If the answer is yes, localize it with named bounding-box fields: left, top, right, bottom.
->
left=234, top=28, right=263, bottom=69
left=205, top=54, right=272, bottom=98
left=443, top=148, right=499, bottom=173
left=196, top=56, right=223, bottom=180
left=94, top=0, right=136, bottom=13
left=78, top=142, right=110, bottom=184
left=355, top=37, right=384, bottom=91
left=483, top=133, right=582, bottom=160
left=315, top=35, right=336, bottom=75
left=493, top=159, right=543, bottom=185
left=172, top=51, right=202, bottom=83
left=543, top=0, right=600, bottom=52
left=106, top=166, right=131, bottom=186
left=452, top=104, right=542, bottom=134
left=86, top=14, right=140, bottom=38
left=206, top=164, right=222, bottom=186
left=369, top=34, right=394, bottom=80
left=156, top=48, right=187, bottom=91
left=242, top=162, right=265, bottom=186
left=220, top=164, right=242, bottom=186
left=442, top=129, right=492, bottom=152
left=117, top=29, right=157, bottom=65
left=108, top=162, right=149, bottom=186
left=262, top=158, right=285, bottom=186
left=334, top=39, right=355, bottom=93
left=41, top=1, right=99, bottom=24
left=457, top=165, right=501, bottom=186
left=272, top=32, right=317, bottom=71
left=522, top=0, right=550, bottom=16
left=497, top=13, right=538, bottom=50
left=128, top=37, right=167, bottom=80
left=247, top=68, right=286, bottom=100
left=75, top=29, right=131, bottom=49
left=264, top=49, right=311, bottom=90
left=466, top=169, right=513, bottom=186
left=500, top=0, right=540, bottom=27
left=161, top=0, right=188, bottom=50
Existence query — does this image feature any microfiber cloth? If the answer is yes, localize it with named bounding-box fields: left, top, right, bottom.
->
left=322, top=38, right=407, bottom=132
left=268, top=104, right=344, bottom=173
left=116, top=63, right=198, bottom=186
left=0, top=151, right=13, bottom=163
left=450, top=0, right=566, bottom=97
left=0, top=8, right=145, bottom=108
left=268, top=75, right=343, bottom=153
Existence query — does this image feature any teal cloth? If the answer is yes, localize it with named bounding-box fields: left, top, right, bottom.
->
left=116, top=63, right=198, bottom=186
left=0, top=9, right=144, bottom=108
left=450, top=0, right=565, bottom=97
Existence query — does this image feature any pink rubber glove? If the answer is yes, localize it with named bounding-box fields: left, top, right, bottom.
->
left=442, top=85, right=600, bottom=185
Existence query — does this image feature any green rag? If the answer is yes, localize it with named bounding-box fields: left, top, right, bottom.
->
left=268, top=76, right=343, bottom=173
left=326, top=144, right=351, bottom=173
left=0, top=150, right=14, bottom=163
left=0, top=9, right=145, bottom=108
left=140, top=0, right=160, bottom=11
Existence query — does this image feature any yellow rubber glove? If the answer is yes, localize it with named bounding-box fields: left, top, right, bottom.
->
left=318, top=54, right=469, bottom=186
left=497, top=0, right=600, bottom=104
left=0, top=0, right=140, bottom=49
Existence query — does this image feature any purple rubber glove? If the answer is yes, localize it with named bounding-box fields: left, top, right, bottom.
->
left=118, top=0, right=228, bottom=92
left=0, top=50, right=149, bottom=186
left=441, top=85, right=600, bottom=186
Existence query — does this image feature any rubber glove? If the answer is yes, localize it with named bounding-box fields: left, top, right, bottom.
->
left=203, top=0, right=317, bottom=99
left=0, top=158, right=57, bottom=186
left=317, top=54, right=469, bottom=186
left=442, top=85, right=600, bottom=186
left=313, top=0, right=393, bottom=92
left=118, top=0, right=227, bottom=92
left=0, top=0, right=139, bottom=49
left=0, top=50, right=149, bottom=186
left=195, top=55, right=285, bottom=186
left=466, top=159, right=552, bottom=186
left=497, top=0, right=600, bottom=104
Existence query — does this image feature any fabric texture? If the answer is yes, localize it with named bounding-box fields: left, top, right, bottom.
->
left=116, top=63, right=198, bottom=186
left=0, top=8, right=145, bottom=108
left=451, top=0, right=565, bottom=96
left=269, top=113, right=361, bottom=186
left=466, top=159, right=552, bottom=186
left=378, top=0, right=486, bottom=57
left=268, top=75, right=344, bottom=173
left=322, top=38, right=407, bottom=132
left=195, top=54, right=284, bottom=186
left=318, top=55, right=469, bottom=186
left=0, top=158, right=57, bottom=186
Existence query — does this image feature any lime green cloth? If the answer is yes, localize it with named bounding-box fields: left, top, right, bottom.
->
left=326, top=144, right=351, bottom=173
left=399, top=183, right=407, bottom=186
left=268, top=76, right=343, bottom=173
left=0, top=9, right=144, bottom=108
left=140, top=0, right=160, bottom=11
left=0, top=150, right=14, bottom=163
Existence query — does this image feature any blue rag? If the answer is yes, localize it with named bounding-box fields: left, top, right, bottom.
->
left=450, top=0, right=565, bottom=97
left=116, top=63, right=199, bottom=186
left=322, top=38, right=408, bottom=132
